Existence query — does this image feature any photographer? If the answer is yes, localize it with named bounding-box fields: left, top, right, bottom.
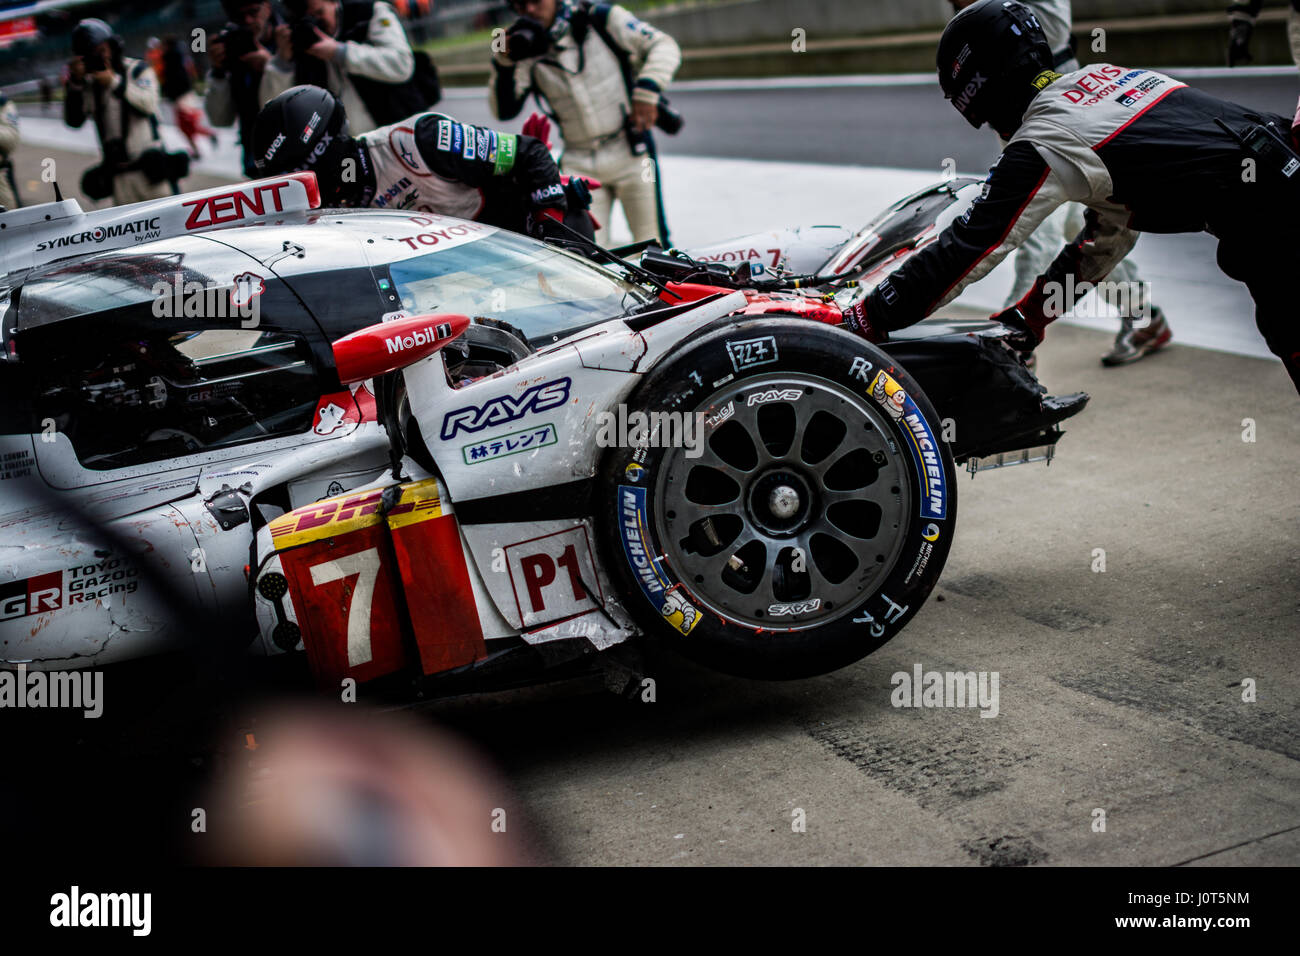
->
left=64, top=18, right=175, bottom=204
left=489, top=0, right=681, bottom=246
left=261, top=0, right=424, bottom=136
left=0, top=92, right=18, bottom=210
left=205, top=0, right=282, bottom=176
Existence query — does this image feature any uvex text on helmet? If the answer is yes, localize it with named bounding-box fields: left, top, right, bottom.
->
left=936, top=0, right=1053, bottom=134
left=252, top=85, right=348, bottom=175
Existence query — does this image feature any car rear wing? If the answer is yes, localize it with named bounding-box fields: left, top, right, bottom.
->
left=0, top=172, right=321, bottom=279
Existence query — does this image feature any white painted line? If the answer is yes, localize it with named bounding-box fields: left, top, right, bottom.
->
left=443, top=66, right=1299, bottom=96
left=1161, top=65, right=1300, bottom=80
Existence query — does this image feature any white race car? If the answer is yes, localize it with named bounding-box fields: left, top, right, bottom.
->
left=0, top=173, right=1085, bottom=686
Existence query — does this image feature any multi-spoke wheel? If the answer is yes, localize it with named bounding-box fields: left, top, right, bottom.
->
left=655, top=373, right=910, bottom=630
left=599, top=318, right=956, bottom=680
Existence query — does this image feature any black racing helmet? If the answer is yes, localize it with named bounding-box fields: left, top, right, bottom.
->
left=252, top=85, right=354, bottom=201
left=937, top=0, right=1055, bottom=138
left=71, top=18, right=116, bottom=56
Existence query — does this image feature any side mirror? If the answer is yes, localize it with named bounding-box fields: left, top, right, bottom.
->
left=332, top=313, right=471, bottom=385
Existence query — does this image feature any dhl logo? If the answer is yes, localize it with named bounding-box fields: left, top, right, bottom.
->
left=269, top=479, right=442, bottom=550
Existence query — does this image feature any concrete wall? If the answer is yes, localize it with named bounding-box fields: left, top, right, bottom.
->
left=435, top=0, right=1295, bottom=84
left=640, top=0, right=1235, bottom=49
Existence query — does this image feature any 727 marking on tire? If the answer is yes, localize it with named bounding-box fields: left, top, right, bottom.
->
left=725, top=336, right=778, bottom=372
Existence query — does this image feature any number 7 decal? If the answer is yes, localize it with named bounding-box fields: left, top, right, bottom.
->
left=309, top=547, right=381, bottom=666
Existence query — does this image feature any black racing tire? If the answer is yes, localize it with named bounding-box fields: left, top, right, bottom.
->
left=596, top=317, right=957, bottom=680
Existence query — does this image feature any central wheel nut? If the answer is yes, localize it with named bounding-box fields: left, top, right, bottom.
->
left=748, top=469, right=812, bottom=536
left=769, top=484, right=801, bottom=519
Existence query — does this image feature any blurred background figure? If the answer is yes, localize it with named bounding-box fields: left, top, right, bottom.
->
left=159, top=34, right=218, bottom=158
left=261, top=0, right=426, bottom=135
left=207, top=704, right=534, bottom=866
left=1228, top=0, right=1300, bottom=68
left=64, top=18, right=174, bottom=204
left=39, top=77, right=54, bottom=115
left=0, top=89, right=18, bottom=209
left=490, top=0, right=681, bottom=247
left=206, top=0, right=283, bottom=177
left=947, top=0, right=1172, bottom=367
left=145, top=35, right=164, bottom=77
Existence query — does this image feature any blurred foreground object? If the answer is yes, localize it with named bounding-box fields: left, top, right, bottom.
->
left=208, top=704, right=533, bottom=866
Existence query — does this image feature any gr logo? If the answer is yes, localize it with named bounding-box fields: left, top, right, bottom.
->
left=0, top=571, right=62, bottom=621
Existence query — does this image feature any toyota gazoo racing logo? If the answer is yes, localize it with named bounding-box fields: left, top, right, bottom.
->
left=35, top=216, right=161, bottom=252
left=440, top=377, right=571, bottom=440
left=950, top=42, right=972, bottom=79
left=953, top=73, right=986, bottom=115
left=301, top=110, right=322, bottom=143
left=384, top=321, right=454, bottom=355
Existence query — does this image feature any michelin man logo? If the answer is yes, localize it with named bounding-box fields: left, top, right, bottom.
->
left=873, top=372, right=907, bottom=421
left=660, top=586, right=699, bottom=635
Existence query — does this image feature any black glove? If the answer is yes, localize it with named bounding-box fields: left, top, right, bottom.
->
left=563, top=176, right=593, bottom=212
left=526, top=207, right=568, bottom=243
left=990, top=304, right=1045, bottom=355
left=506, top=17, right=550, bottom=62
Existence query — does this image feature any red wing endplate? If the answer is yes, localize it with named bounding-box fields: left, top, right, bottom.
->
left=333, top=313, right=471, bottom=385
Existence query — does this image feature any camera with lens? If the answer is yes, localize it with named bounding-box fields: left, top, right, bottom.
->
left=505, top=16, right=551, bottom=62
left=102, top=136, right=128, bottom=168
left=216, top=25, right=257, bottom=61
left=654, top=95, right=684, bottom=136
left=291, top=15, right=324, bottom=57
left=81, top=50, right=107, bottom=73
left=624, top=94, right=685, bottom=155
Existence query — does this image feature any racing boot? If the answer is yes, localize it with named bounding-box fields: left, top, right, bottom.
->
left=1101, top=306, right=1172, bottom=367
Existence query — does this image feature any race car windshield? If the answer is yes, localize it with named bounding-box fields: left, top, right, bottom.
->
left=387, top=231, right=650, bottom=341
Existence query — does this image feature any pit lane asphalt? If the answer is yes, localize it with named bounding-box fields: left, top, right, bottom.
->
left=9, top=132, right=1298, bottom=867
left=442, top=322, right=1300, bottom=866
left=442, top=69, right=1300, bottom=171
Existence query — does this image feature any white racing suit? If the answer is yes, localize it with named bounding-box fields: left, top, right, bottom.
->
left=1001, top=0, right=1150, bottom=314
left=489, top=2, right=680, bottom=245
left=860, top=65, right=1300, bottom=393
left=353, top=112, right=568, bottom=234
